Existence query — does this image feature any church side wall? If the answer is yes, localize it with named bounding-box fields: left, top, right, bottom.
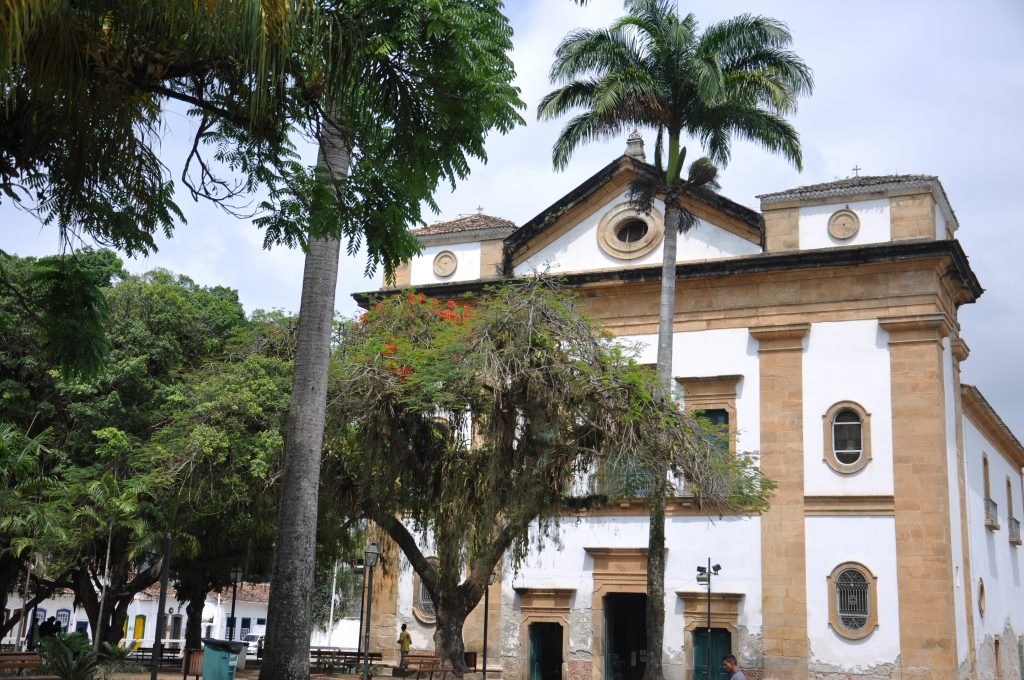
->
left=963, top=418, right=1024, bottom=680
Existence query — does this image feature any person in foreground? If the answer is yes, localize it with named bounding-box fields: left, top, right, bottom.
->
left=722, top=654, right=746, bottom=680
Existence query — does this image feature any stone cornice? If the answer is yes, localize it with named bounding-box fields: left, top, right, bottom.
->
left=354, top=239, right=983, bottom=309
left=804, top=495, right=896, bottom=516
left=749, top=323, right=810, bottom=352
left=879, top=313, right=953, bottom=344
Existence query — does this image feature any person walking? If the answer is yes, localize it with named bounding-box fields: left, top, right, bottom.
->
left=397, top=624, right=412, bottom=670
left=722, top=655, right=746, bottom=680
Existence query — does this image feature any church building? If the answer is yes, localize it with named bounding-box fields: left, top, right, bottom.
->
left=355, top=136, right=1024, bottom=680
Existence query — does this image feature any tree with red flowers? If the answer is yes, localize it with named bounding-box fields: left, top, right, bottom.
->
left=324, top=279, right=771, bottom=675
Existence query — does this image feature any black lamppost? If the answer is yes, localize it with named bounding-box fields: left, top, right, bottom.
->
left=354, top=560, right=367, bottom=654
left=362, top=543, right=381, bottom=680
left=696, top=560, right=721, bottom=680
left=482, top=570, right=498, bottom=680
left=229, top=566, right=243, bottom=641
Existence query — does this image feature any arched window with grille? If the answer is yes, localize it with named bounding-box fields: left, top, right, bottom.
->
left=823, top=402, right=872, bottom=474
left=827, top=562, right=878, bottom=640
left=413, top=557, right=440, bottom=624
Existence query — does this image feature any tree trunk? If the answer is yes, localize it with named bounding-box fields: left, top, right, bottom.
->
left=642, top=197, right=681, bottom=680
left=183, top=578, right=208, bottom=650
left=259, top=127, right=350, bottom=680
left=434, top=606, right=469, bottom=677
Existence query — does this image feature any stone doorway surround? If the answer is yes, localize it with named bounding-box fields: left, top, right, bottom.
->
left=585, top=547, right=657, bottom=680
left=515, top=587, right=575, bottom=680
left=676, top=590, right=745, bottom=680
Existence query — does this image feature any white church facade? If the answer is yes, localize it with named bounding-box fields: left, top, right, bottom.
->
left=357, top=139, right=1024, bottom=680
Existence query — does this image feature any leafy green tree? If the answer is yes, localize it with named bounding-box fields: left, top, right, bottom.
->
left=0, top=424, right=75, bottom=640
left=150, top=319, right=295, bottom=650
left=4, top=5, right=523, bottom=672
left=325, top=280, right=769, bottom=675
left=539, top=3, right=811, bottom=676
left=261, top=4, right=523, bottom=677
left=0, top=254, right=255, bottom=646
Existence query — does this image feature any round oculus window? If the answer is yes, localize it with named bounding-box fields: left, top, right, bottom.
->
left=433, top=251, right=458, bottom=278
left=615, top=219, right=649, bottom=244
left=596, top=204, right=665, bottom=260
left=828, top=209, right=860, bottom=240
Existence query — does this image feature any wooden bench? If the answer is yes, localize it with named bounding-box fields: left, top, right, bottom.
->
left=127, top=645, right=182, bottom=669
left=310, top=648, right=381, bottom=674
left=0, top=651, right=60, bottom=680
left=400, top=653, right=453, bottom=680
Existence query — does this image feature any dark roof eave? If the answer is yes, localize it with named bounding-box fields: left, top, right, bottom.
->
left=353, top=240, right=983, bottom=308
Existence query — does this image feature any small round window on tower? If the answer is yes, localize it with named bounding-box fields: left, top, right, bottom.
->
left=615, top=219, right=649, bottom=244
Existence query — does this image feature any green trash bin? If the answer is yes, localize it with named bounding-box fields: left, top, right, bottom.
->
left=202, top=638, right=247, bottom=680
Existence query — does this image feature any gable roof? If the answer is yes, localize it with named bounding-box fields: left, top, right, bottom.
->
left=504, top=156, right=764, bottom=269
left=414, top=213, right=516, bottom=237
left=758, top=174, right=959, bottom=231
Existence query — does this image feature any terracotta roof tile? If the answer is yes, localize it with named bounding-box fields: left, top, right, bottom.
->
left=757, top=174, right=938, bottom=201
left=414, top=213, right=516, bottom=236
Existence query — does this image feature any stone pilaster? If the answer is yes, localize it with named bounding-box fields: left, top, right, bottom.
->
left=880, top=315, right=958, bottom=679
left=750, top=323, right=810, bottom=680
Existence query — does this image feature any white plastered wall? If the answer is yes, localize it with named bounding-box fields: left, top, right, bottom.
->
left=509, top=514, right=762, bottom=674
left=802, top=320, right=894, bottom=495
left=935, top=204, right=948, bottom=240
left=963, top=417, right=1024, bottom=666
left=505, top=327, right=763, bottom=672
left=409, top=241, right=482, bottom=286
left=804, top=517, right=901, bottom=670
left=798, top=199, right=890, bottom=250
left=627, top=327, right=761, bottom=453
left=513, top=190, right=760, bottom=276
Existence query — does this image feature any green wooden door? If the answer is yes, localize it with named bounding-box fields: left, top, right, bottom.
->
left=692, top=628, right=731, bottom=680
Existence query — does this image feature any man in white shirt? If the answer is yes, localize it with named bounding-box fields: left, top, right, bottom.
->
left=722, top=654, right=746, bottom=680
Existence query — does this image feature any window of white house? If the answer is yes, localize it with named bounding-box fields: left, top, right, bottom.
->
left=823, top=402, right=872, bottom=474
left=827, top=562, right=878, bottom=640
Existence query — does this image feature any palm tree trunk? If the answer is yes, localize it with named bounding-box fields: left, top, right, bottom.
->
left=259, top=125, right=350, bottom=680
left=643, top=197, right=681, bottom=680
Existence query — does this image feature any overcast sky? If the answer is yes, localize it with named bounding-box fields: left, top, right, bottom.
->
left=3, top=0, right=1022, bottom=436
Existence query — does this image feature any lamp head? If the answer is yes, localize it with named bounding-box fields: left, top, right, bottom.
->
left=230, top=566, right=243, bottom=582
left=696, top=566, right=707, bottom=575
left=488, top=571, right=499, bottom=585
left=364, top=542, right=381, bottom=567
left=712, top=564, right=721, bottom=575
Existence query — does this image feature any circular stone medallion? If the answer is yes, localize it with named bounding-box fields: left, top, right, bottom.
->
left=433, top=250, right=458, bottom=277
left=827, top=209, right=860, bottom=240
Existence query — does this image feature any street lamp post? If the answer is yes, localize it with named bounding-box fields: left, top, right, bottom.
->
left=354, top=560, right=367, bottom=655
left=362, top=543, right=381, bottom=680
left=228, top=566, right=243, bottom=641
left=696, top=560, right=721, bottom=680
left=482, top=571, right=498, bottom=680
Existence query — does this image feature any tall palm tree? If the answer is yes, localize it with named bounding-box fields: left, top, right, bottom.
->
left=539, top=3, right=811, bottom=678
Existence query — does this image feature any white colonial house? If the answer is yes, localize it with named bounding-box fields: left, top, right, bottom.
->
left=2, top=582, right=271, bottom=650
left=353, top=136, right=1024, bottom=680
